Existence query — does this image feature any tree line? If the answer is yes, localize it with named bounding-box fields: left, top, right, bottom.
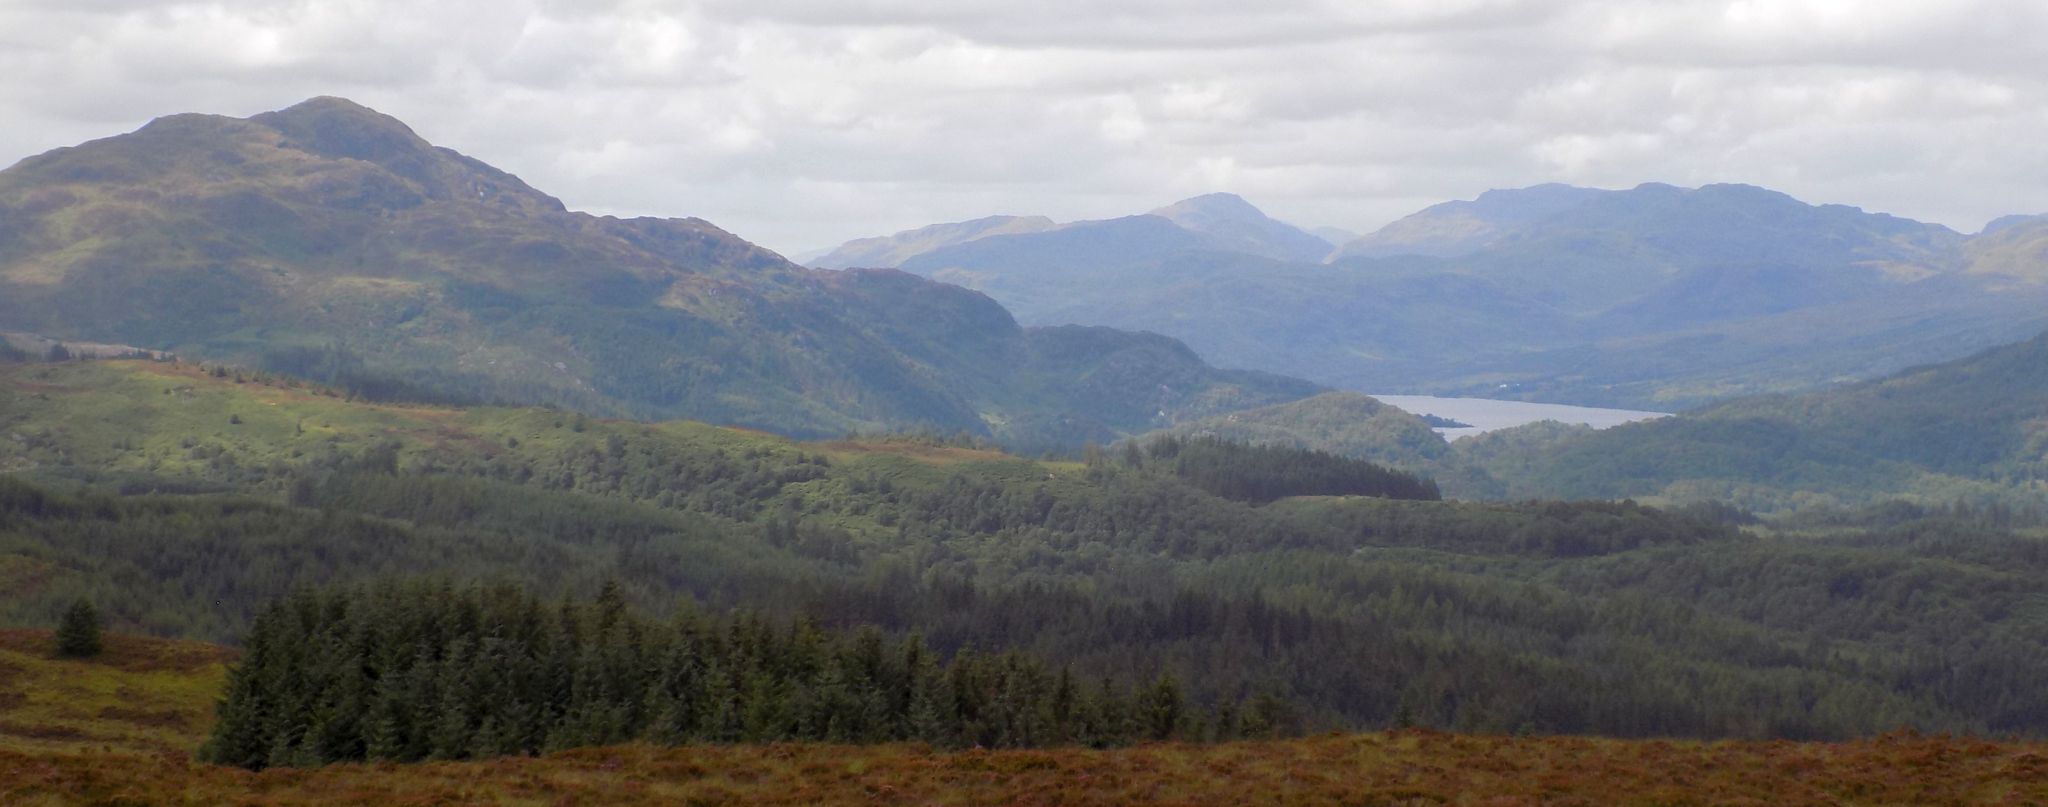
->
left=1121, top=434, right=1441, bottom=504
left=201, top=582, right=1297, bottom=770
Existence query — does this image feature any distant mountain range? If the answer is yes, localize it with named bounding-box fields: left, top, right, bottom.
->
left=0, top=97, right=1318, bottom=448
left=811, top=192, right=1343, bottom=270
left=820, top=185, right=2048, bottom=410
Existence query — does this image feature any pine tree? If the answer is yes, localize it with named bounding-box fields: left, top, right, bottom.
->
left=54, top=598, right=102, bottom=658
left=361, top=687, right=407, bottom=761
left=906, top=662, right=956, bottom=747
left=1145, top=671, right=1185, bottom=741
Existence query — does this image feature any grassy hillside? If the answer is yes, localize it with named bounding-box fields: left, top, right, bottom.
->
left=0, top=97, right=1315, bottom=448
left=2, top=634, right=2044, bottom=806
left=0, top=629, right=227, bottom=759
left=1463, top=332, right=2048, bottom=512
left=10, top=358, right=2048, bottom=742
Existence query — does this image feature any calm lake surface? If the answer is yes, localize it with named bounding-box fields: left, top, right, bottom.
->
left=1369, top=394, right=1669, bottom=441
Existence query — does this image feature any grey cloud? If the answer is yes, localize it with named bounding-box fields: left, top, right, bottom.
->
left=0, top=0, right=2044, bottom=252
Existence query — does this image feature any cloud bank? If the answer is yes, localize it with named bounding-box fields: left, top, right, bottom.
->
left=2, top=0, right=2042, bottom=253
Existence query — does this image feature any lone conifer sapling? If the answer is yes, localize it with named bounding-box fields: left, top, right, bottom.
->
left=55, top=598, right=102, bottom=658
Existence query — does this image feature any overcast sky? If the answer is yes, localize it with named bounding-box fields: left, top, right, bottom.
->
left=2, top=0, right=2044, bottom=255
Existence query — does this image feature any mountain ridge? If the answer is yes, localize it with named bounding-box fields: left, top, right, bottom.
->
left=810, top=214, right=1058, bottom=270
left=810, top=192, right=1333, bottom=270
left=1331, top=182, right=1611, bottom=260
left=838, top=180, right=2048, bottom=410
left=0, top=97, right=1319, bottom=448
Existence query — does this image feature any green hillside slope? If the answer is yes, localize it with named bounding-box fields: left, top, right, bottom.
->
left=1463, top=332, right=2048, bottom=511
left=0, top=97, right=1314, bottom=448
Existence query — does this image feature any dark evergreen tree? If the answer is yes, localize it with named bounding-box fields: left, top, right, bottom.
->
left=54, top=598, right=102, bottom=658
left=1144, top=671, right=1185, bottom=741
left=201, top=583, right=1268, bottom=770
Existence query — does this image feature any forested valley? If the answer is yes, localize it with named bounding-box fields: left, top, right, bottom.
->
left=6, top=356, right=2048, bottom=768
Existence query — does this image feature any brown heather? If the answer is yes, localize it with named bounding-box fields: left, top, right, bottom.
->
left=7, top=728, right=2047, bottom=805
left=3, top=630, right=2045, bottom=806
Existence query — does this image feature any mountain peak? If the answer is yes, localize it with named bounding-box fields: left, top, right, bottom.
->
left=1152, top=192, right=1263, bottom=218
left=278, top=95, right=387, bottom=117
left=1981, top=213, right=2048, bottom=236
left=1148, top=192, right=1330, bottom=262
left=1333, top=184, right=1610, bottom=261
left=251, top=96, right=434, bottom=168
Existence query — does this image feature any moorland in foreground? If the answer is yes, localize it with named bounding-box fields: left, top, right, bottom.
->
left=4, top=629, right=2044, bottom=806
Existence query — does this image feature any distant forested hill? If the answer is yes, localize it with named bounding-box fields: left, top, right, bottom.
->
left=0, top=97, right=1315, bottom=448
left=1460, top=332, right=2048, bottom=512
left=1130, top=392, right=1502, bottom=498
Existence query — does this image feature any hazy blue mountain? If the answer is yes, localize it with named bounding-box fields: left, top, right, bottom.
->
left=904, top=214, right=1210, bottom=276
left=0, top=97, right=1319, bottom=447
left=812, top=192, right=1331, bottom=270
left=1449, top=183, right=1964, bottom=314
left=1147, top=192, right=1333, bottom=262
left=996, top=251, right=1577, bottom=390
left=1331, top=183, right=1610, bottom=260
left=808, top=214, right=1057, bottom=269
left=857, top=181, right=2048, bottom=410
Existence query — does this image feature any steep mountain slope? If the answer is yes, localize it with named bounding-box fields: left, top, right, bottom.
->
left=1147, top=193, right=1332, bottom=262
left=1462, top=331, right=2048, bottom=511
left=0, top=97, right=1316, bottom=446
left=808, top=214, right=1056, bottom=269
